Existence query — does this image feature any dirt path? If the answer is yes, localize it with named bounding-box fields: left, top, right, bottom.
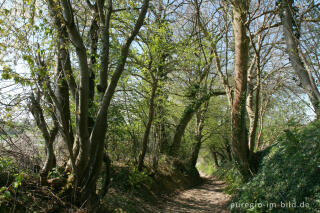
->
left=159, top=177, right=231, bottom=213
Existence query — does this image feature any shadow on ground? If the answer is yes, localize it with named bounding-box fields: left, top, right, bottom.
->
left=158, top=177, right=231, bottom=213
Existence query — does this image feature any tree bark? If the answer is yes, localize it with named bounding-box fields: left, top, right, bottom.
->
left=60, top=0, right=90, bottom=179
left=279, top=0, right=320, bottom=118
left=231, top=0, right=251, bottom=180
left=169, top=104, right=197, bottom=156
left=189, top=112, right=204, bottom=168
left=246, top=65, right=260, bottom=155
left=47, top=0, right=76, bottom=172
left=99, top=153, right=111, bottom=198
left=88, top=12, right=99, bottom=134
left=97, top=0, right=112, bottom=93
left=158, top=121, right=168, bottom=154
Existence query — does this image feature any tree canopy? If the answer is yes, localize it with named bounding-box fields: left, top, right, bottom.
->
left=0, top=0, right=319, bottom=211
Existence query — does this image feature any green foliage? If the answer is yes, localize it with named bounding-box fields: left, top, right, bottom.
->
left=261, top=92, right=311, bottom=148
left=0, top=65, right=30, bottom=86
left=231, top=121, right=320, bottom=213
left=196, top=161, right=215, bottom=176
left=112, top=165, right=152, bottom=192
left=12, top=172, right=24, bottom=189
left=0, top=157, right=16, bottom=186
left=0, top=186, right=11, bottom=212
left=128, top=167, right=152, bottom=191
left=215, top=162, right=244, bottom=195
left=48, top=167, right=65, bottom=179
left=0, top=157, right=15, bottom=172
left=0, top=158, right=15, bottom=209
left=0, top=157, right=25, bottom=189
left=0, top=157, right=25, bottom=210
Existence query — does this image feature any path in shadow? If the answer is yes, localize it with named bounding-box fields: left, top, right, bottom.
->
left=159, top=177, right=231, bottom=213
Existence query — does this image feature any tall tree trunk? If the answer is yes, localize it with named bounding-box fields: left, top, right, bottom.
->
left=47, top=0, right=76, bottom=173
left=189, top=99, right=209, bottom=169
left=158, top=121, right=168, bottom=154
left=189, top=113, right=203, bottom=169
left=231, top=0, right=251, bottom=180
left=138, top=80, right=157, bottom=171
left=88, top=14, right=99, bottom=134
left=97, top=0, right=112, bottom=93
left=257, top=95, right=269, bottom=150
left=154, top=106, right=169, bottom=155
left=279, top=0, right=320, bottom=118
left=246, top=66, right=260, bottom=155
left=60, top=0, right=91, bottom=180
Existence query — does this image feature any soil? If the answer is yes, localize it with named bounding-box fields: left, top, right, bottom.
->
left=156, top=176, right=231, bottom=213
left=104, top=167, right=231, bottom=213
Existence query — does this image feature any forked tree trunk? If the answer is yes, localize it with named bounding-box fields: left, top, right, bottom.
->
left=41, top=142, right=57, bottom=184
left=47, top=0, right=150, bottom=208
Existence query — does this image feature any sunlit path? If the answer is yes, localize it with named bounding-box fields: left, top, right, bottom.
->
left=159, top=177, right=230, bottom=213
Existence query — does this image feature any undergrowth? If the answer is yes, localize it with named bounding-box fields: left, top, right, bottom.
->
left=0, top=157, right=26, bottom=212
left=216, top=121, right=320, bottom=213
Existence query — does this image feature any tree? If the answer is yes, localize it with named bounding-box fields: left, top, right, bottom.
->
left=278, top=0, right=320, bottom=119
left=193, top=0, right=252, bottom=179
left=45, top=0, right=150, bottom=207
left=229, top=0, right=251, bottom=179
